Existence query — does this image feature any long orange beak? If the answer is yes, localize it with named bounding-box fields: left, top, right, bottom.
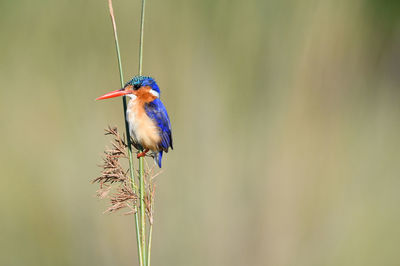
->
left=96, top=88, right=130, bottom=100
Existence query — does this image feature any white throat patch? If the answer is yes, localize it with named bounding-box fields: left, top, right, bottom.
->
left=128, top=94, right=137, bottom=100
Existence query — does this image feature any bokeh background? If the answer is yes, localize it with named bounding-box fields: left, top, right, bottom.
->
left=1, top=0, right=400, bottom=265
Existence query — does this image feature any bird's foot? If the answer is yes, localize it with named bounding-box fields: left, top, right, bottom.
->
left=137, top=149, right=149, bottom=158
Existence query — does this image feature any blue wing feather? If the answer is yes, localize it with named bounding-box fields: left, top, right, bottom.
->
left=144, top=98, right=173, bottom=150
left=144, top=99, right=173, bottom=167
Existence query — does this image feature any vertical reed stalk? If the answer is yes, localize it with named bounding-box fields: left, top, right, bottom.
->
left=147, top=215, right=153, bottom=266
left=137, top=0, right=148, bottom=265
left=138, top=0, right=146, bottom=73
left=139, top=154, right=146, bottom=264
left=108, top=1, right=143, bottom=265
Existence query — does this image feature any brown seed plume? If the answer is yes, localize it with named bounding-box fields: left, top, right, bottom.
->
left=92, top=126, right=137, bottom=214
left=93, top=126, right=160, bottom=220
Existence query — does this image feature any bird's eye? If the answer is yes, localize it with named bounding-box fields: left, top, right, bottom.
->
left=134, top=84, right=141, bottom=90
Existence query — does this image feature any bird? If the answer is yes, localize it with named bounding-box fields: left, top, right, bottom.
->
left=96, top=76, right=173, bottom=167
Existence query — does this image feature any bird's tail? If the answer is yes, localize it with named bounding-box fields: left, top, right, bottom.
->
left=154, top=151, right=163, bottom=168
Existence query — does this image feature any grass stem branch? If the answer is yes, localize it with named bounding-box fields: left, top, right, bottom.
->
left=137, top=0, right=148, bottom=264
left=108, top=1, right=143, bottom=265
left=147, top=224, right=153, bottom=266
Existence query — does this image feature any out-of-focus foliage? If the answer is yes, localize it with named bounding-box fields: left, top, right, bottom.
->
left=0, top=0, right=399, bottom=265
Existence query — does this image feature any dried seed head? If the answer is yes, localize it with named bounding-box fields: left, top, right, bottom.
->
left=93, top=126, right=137, bottom=214
left=93, top=126, right=161, bottom=219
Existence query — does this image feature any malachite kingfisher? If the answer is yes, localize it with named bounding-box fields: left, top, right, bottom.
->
left=97, top=76, right=173, bottom=168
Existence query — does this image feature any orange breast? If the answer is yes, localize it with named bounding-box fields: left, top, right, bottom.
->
left=127, top=95, right=161, bottom=151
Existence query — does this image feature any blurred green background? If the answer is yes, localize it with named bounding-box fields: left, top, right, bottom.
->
left=1, top=0, right=400, bottom=265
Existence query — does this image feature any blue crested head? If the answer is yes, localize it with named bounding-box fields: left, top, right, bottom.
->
left=125, top=76, right=160, bottom=95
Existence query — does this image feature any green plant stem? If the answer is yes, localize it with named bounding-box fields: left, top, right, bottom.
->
left=137, top=0, right=148, bottom=265
left=139, top=155, right=146, bottom=265
left=147, top=223, right=153, bottom=266
left=138, top=0, right=146, bottom=75
left=108, top=1, right=143, bottom=266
